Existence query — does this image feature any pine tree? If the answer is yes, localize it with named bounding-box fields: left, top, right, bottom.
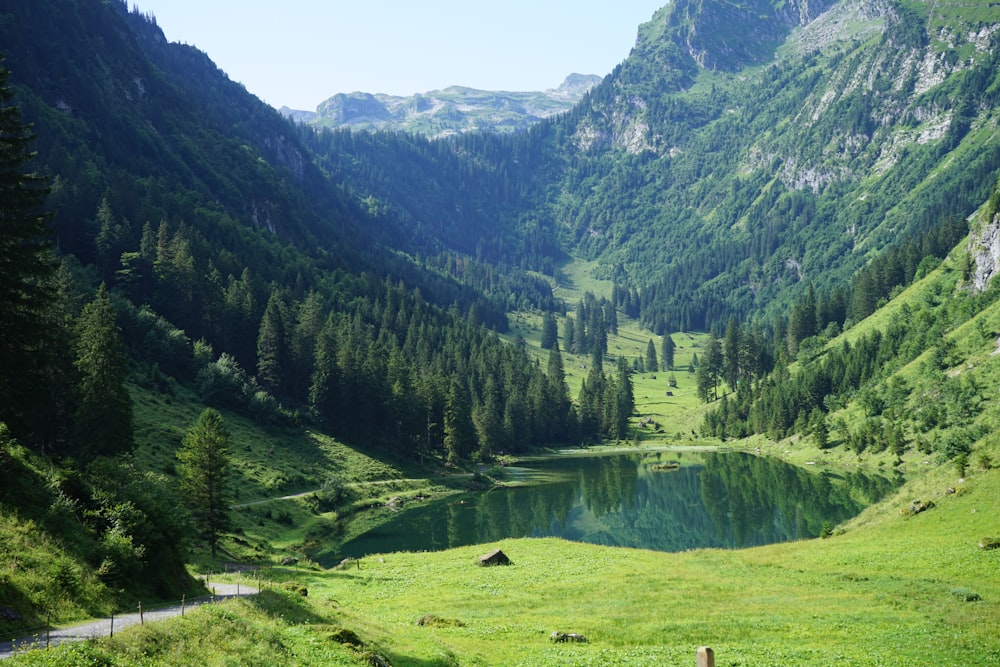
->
left=614, top=356, right=634, bottom=440
left=290, top=291, right=325, bottom=399
left=696, top=333, right=724, bottom=402
left=702, top=334, right=723, bottom=398
left=787, top=283, right=818, bottom=356
left=256, top=288, right=290, bottom=395
left=94, top=196, right=132, bottom=283
left=722, top=318, right=741, bottom=390
left=544, top=341, right=570, bottom=441
left=562, top=316, right=575, bottom=355
left=574, top=300, right=588, bottom=354
left=813, top=410, right=830, bottom=449
left=444, top=377, right=475, bottom=464
left=0, top=61, right=58, bottom=439
left=308, top=315, right=340, bottom=429
left=604, top=299, right=618, bottom=335
left=577, top=347, right=606, bottom=441
left=472, top=375, right=503, bottom=460
left=540, top=311, right=558, bottom=350
left=177, top=408, right=232, bottom=558
left=662, top=334, right=676, bottom=370
left=645, top=339, right=659, bottom=372
left=74, top=285, right=133, bottom=458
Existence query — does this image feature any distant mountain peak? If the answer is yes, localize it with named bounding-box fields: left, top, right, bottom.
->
left=281, top=75, right=601, bottom=137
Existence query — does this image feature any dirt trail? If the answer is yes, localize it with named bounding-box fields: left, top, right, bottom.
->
left=0, top=583, right=257, bottom=660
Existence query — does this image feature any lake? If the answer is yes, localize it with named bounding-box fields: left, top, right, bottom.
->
left=319, top=451, right=901, bottom=566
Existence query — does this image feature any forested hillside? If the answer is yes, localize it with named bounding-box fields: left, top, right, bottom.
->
left=319, top=0, right=1000, bottom=333
left=0, top=0, right=599, bottom=461
left=4, top=0, right=1000, bottom=643
left=0, top=0, right=597, bottom=618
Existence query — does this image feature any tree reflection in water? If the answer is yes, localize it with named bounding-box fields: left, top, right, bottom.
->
left=320, top=452, right=902, bottom=565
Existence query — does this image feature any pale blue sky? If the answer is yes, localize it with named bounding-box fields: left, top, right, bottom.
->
left=132, top=1, right=667, bottom=110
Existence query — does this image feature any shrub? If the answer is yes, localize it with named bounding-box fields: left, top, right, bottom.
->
left=950, top=587, right=982, bottom=602
left=416, top=614, right=466, bottom=627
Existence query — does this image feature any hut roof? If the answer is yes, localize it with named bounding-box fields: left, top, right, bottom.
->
left=478, top=548, right=512, bottom=566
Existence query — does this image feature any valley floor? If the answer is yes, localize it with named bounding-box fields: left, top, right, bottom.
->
left=6, top=458, right=998, bottom=666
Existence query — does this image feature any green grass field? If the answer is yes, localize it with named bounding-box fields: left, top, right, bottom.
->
left=10, top=460, right=998, bottom=666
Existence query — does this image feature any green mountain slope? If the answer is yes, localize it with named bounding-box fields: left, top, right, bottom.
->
left=541, top=0, right=1000, bottom=329
left=317, top=0, right=1000, bottom=332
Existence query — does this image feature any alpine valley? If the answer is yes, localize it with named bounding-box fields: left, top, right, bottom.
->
left=1, top=1, right=1000, bottom=665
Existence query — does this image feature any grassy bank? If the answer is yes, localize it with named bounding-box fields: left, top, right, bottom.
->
left=9, top=460, right=998, bottom=666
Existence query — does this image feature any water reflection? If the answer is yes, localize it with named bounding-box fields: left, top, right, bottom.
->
left=316, top=452, right=901, bottom=566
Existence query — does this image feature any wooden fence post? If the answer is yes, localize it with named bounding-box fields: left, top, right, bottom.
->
left=697, top=646, right=714, bottom=667
left=138, top=601, right=143, bottom=625
left=109, top=611, right=114, bottom=638
left=181, top=594, right=186, bottom=616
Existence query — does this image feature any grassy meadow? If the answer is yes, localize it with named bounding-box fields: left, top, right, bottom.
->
left=509, top=259, right=712, bottom=443
left=8, top=461, right=998, bottom=666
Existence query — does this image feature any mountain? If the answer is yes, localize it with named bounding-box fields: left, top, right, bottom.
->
left=315, top=0, right=1000, bottom=334
left=5, top=0, right=1000, bottom=649
left=280, top=74, right=601, bottom=138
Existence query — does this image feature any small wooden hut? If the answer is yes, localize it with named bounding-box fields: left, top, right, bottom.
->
left=478, top=549, right=512, bottom=566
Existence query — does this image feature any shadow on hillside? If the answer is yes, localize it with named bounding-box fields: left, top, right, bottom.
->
left=0, top=581, right=43, bottom=638
left=245, top=589, right=330, bottom=625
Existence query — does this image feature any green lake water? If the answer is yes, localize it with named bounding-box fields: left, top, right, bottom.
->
left=320, top=452, right=901, bottom=566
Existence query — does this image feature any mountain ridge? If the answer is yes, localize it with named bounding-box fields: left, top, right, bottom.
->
left=281, top=73, right=601, bottom=137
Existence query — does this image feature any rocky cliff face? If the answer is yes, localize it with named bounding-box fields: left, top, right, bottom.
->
left=571, top=0, right=844, bottom=154
left=283, top=74, right=601, bottom=138
left=969, top=203, right=1000, bottom=293
left=679, top=0, right=839, bottom=71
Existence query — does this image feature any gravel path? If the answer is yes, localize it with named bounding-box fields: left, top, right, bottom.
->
left=0, top=583, right=258, bottom=660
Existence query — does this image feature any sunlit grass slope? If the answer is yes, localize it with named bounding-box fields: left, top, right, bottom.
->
left=302, top=465, right=998, bottom=666
left=11, top=465, right=998, bottom=666
left=509, top=258, right=713, bottom=442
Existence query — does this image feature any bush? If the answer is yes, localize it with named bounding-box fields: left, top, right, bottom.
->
left=950, top=587, right=982, bottom=602
left=197, top=353, right=255, bottom=409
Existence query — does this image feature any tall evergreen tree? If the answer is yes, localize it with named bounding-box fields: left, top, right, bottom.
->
left=662, top=334, right=676, bottom=370
left=308, top=314, right=340, bottom=429
left=544, top=341, right=570, bottom=442
left=444, top=376, right=475, bottom=464
left=562, top=316, right=576, bottom=355
left=722, top=318, right=741, bottom=390
left=0, top=61, right=58, bottom=440
left=577, top=347, right=606, bottom=441
left=573, top=300, right=588, bottom=354
left=473, top=375, right=503, bottom=460
left=290, top=291, right=326, bottom=399
left=613, top=356, right=634, bottom=440
left=94, top=196, right=132, bottom=283
left=256, top=288, right=290, bottom=395
left=540, top=311, right=558, bottom=350
left=787, top=283, right=818, bottom=356
left=177, top=408, right=232, bottom=558
left=604, top=299, right=618, bottom=335
left=696, top=333, right=724, bottom=402
left=645, top=339, right=659, bottom=372
left=74, top=284, right=133, bottom=458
